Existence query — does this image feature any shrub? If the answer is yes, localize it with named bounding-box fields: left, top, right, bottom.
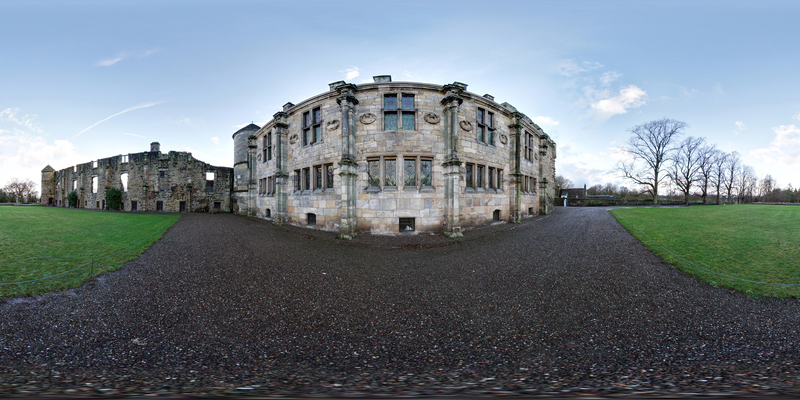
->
left=67, top=191, right=78, bottom=207
left=106, top=188, right=122, bottom=210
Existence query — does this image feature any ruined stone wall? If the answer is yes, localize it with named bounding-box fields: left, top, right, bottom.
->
left=246, top=78, right=557, bottom=235
left=46, top=147, right=232, bottom=213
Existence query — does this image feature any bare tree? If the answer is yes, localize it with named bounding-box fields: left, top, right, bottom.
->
left=554, top=175, right=573, bottom=191
left=759, top=174, right=775, bottom=202
left=711, top=151, right=728, bottom=205
left=4, top=178, right=38, bottom=204
left=736, top=165, right=757, bottom=204
left=618, top=118, right=688, bottom=205
left=668, top=136, right=705, bottom=205
left=695, top=145, right=718, bottom=205
left=722, top=151, right=741, bottom=204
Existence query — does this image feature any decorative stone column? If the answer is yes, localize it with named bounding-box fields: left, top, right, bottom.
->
left=509, top=112, right=524, bottom=223
left=441, top=83, right=465, bottom=237
left=273, top=112, right=289, bottom=224
left=335, top=83, right=359, bottom=238
left=247, top=135, right=257, bottom=216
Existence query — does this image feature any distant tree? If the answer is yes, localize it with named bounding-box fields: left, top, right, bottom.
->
left=67, top=190, right=78, bottom=208
left=602, top=182, right=617, bottom=196
left=722, top=151, right=741, bottom=204
left=695, top=145, right=718, bottom=205
left=618, top=118, right=687, bottom=205
left=106, top=188, right=122, bottom=210
left=3, top=178, right=38, bottom=204
left=711, top=151, right=728, bottom=205
left=0, top=189, right=7, bottom=203
left=736, top=165, right=757, bottom=204
left=587, top=184, right=603, bottom=195
left=668, top=136, right=705, bottom=205
left=759, top=175, right=775, bottom=202
left=554, top=175, right=573, bottom=190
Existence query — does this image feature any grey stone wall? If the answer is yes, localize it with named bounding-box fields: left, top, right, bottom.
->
left=43, top=145, right=233, bottom=213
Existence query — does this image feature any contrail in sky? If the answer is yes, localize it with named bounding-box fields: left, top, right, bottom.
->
left=73, top=101, right=165, bottom=139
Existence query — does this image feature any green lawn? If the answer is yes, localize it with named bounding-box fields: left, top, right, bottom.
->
left=612, top=205, right=800, bottom=298
left=0, top=206, right=178, bottom=297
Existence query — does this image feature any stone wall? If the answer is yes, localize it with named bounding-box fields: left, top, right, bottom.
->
left=42, top=144, right=233, bottom=213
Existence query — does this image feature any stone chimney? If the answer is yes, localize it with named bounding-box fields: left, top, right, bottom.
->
left=373, top=75, right=392, bottom=83
left=150, top=142, right=160, bottom=152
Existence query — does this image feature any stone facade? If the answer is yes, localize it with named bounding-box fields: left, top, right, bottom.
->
left=233, top=76, right=557, bottom=235
left=41, top=142, right=233, bottom=213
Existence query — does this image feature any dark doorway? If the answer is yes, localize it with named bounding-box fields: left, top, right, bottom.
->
left=156, top=201, right=163, bottom=212
left=179, top=201, right=186, bottom=212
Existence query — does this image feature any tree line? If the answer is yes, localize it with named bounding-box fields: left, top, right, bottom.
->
left=559, top=118, right=798, bottom=205
left=1, top=178, right=39, bottom=204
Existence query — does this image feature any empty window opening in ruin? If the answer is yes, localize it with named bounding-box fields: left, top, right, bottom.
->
left=121, top=154, right=129, bottom=163
left=307, top=213, right=316, bottom=226
left=179, top=201, right=186, bottom=212
left=96, top=201, right=100, bottom=208
left=266, top=208, right=271, bottom=218
left=121, top=172, right=128, bottom=192
left=102, top=200, right=106, bottom=210
left=493, top=209, right=501, bottom=222
left=528, top=207, right=534, bottom=215
left=91, top=176, right=98, bottom=193
left=399, top=217, right=415, bottom=232
left=156, top=201, right=163, bottom=212
left=72, top=180, right=76, bottom=190
left=160, top=170, right=165, bottom=178
left=206, top=172, right=215, bottom=192
left=214, top=202, right=221, bottom=211
left=92, top=160, right=98, bottom=168
left=131, top=201, right=138, bottom=212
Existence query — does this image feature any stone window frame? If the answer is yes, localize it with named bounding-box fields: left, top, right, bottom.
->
left=91, top=176, right=98, bottom=194
left=92, top=160, right=98, bottom=169
left=476, top=107, right=495, bottom=145
left=314, top=165, right=324, bottom=192
left=476, top=165, right=484, bottom=192
left=302, top=107, right=323, bottom=146
left=294, top=170, right=301, bottom=192
left=325, top=163, right=334, bottom=191
left=524, top=131, right=535, bottom=161
left=302, top=167, right=311, bottom=194
left=366, top=154, right=433, bottom=193
left=263, top=132, right=272, bottom=162
left=382, top=93, right=416, bottom=132
left=120, top=172, right=128, bottom=192
left=120, top=154, right=129, bottom=163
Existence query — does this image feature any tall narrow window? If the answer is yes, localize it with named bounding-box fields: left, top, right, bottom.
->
left=295, top=170, right=301, bottom=191
left=465, top=163, right=474, bottom=189
left=91, top=176, right=98, bottom=193
left=315, top=165, right=323, bottom=190
left=303, top=112, right=312, bottom=146
left=206, top=172, right=215, bottom=192
left=404, top=159, right=416, bottom=187
left=121, top=173, right=128, bottom=192
left=313, top=108, right=322, bottom=143
left=488, top=167, right=495, bottom=189
left=401, top=94, right=415, bottom=131
left=477, top=108, right=485, bottom=143
left=384, top=158, right=396, bottom=187
left=303, top=168, right=310, bottom=191
left=476, top=165, right=484, bottom=189
left=497, top=169, right=503, bottom=191
left=368, top=160, right=380, bottom=187
left=265, top=133, right=272, bottom=161
left=384, top=94, right=398, bottom=130
left=420, top=159, right=432, bottom=187
left=303, top=108, right=322, bottom=145
left=487, top=111, right=494, bottom=145
left=325, top=164, right=334, bottom=189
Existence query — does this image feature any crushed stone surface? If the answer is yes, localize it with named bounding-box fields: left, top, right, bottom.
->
left=2, top=207, right=799, bottom=397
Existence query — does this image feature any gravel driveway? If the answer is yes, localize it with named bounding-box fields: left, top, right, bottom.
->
left=2, top=207, right=799, bottom=397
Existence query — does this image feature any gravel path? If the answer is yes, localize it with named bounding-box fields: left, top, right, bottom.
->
left=2, top=207, right=799, bottom=397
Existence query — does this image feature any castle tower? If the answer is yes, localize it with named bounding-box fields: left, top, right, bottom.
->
left=231, top=123, right=260, bottom=214
left=41, top=165, right=56, bottom=205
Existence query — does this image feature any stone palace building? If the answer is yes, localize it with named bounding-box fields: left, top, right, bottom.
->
left=232, top=76, right=556, bottom=236
left=42, top=75, right=556, bottom=236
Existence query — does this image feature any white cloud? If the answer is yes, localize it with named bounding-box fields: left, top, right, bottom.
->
left=750, top=124, right=800, bottom=166
left=122, top=132, right=147, bottom=138
left=74, top=101, right=165, bottom=138
left=599, top=71, right=622, bottom=87
left=734, top=121, right=746, bottom=135
left=534, top=116, right=559, bottom=126
left=211, top=137, right=220, bottom=146
left=176, top=116, right=192, bottom=125
left=0, top=132, right=83, bottom=192
left=793, top=112, right=800, bottom=121
left=558, top=60, right=603, bottom=77
left=97, top=49, right=158, bottom=67
left=0, top=108, right=43, bottom=133
left=590, top=85, right=647, bottom=117
left=343, top=67, right=360, bottom=80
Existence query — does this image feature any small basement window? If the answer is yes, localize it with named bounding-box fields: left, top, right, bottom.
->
left=214, top=202, right=221, bottom=211
left=399, top=217, right=415, bottom=232
left=307, top=213, right=316, bottom=226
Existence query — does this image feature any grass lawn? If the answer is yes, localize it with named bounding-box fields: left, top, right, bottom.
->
left=0, top=206, right=178, bottom=298
left=612, top=205, right=800, bottom=298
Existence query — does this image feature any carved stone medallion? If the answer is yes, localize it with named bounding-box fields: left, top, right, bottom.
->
left=423, top=112, right=440, bottom=124
left=500, top=134, right=508, bottom=144
left=289, top=134, right=299, bottom=145
left=257, top=153, right=262, bottom=162
left=326, top=119, right=340, bottom=130
left=359, top=113, right=376, bottom=125
left=459, top=120, right=473, bottom=131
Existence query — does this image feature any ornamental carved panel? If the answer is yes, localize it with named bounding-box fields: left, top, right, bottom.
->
left=359, top=113, right=376, bottom=125
left=500, top=134, right=508, bottom=144
left=326, top=119, right=340, bottom=131
left=459, top=120, right=472, bottom=131
left=423, top=112, right=440, bottom=124
left=289, top=134, right=299, bottom=145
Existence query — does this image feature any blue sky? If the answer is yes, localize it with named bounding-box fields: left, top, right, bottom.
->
left=2, top=0, right=799, bottom=195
